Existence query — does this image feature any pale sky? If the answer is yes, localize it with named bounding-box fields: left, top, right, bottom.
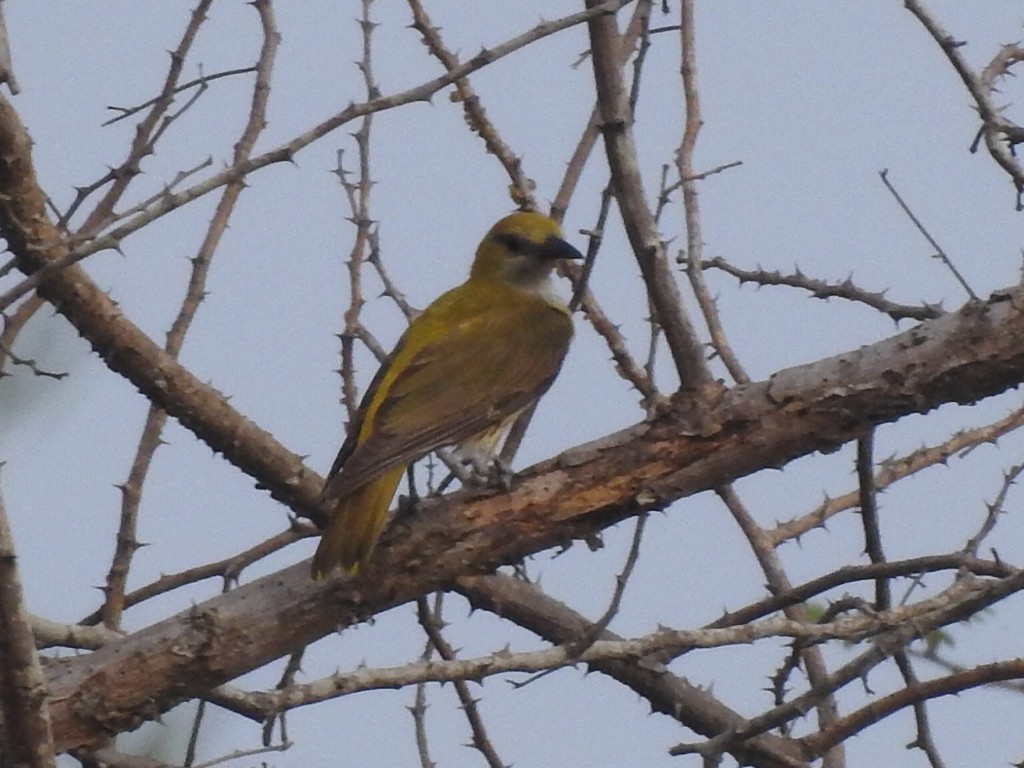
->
left=2, top=2, right=1023, bottom=767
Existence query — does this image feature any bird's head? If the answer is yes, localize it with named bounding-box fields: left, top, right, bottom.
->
left=471, top=211, right=583, bottom=289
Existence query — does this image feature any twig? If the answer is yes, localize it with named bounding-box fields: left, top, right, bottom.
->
left=94, top=157, right=214, bottom=228
left=708, top=553, right=1012, bottom=633
left=715, top=485, right=843, bottom=767
left=892, top=652, right=949, bottom=768
left=878, top=169, right=977, bottom=300
left=262, top=648, right=304, bottom=748
left=562, top=184, right=660, bottom=409
left=410, top=675, right=434, bottom=768
left=585, top=0, right=713, bottom=393
left=626, top=5, right=668, bottom=401
left=553, top=187, right=660, bottom=410
left=98, top=0, right=280, bottom=631
left=677, top=0, right=749, bottom=385
left=569, top=187, right=613, bottom=314
left=799, top=658, right=1024, bottom=759
left=184, top=700, right=204, bottom=766
left=570, top=512, right=647, bottom=654
left=190, top=743, right=291, bottom=768
left=550, top=0, right=650, bottom=222
left=856, top=431, right=889, bottom=610
left=0, top=335, right=66, bottom=380
left=103, top=66, right=257, bottom=126
left=366, top=228, right=417, bottom=321
left=407, top=0, right=536, bottom=210
left=962, top=461, right=1024, bottom=556
left=903, top=1, right=1024, bottom=208
left=770, top=403, right=1024, bottom=546
left=912, top=646, right=1024, bottom=695
left=416, top=595, right=508, bottom=768
left=702, top=255, right=945, bottom=323
left=72, top=0, right=216, bottom=236
left=410, top=594, right=438, bottom=768
left=979, top=42, right=1024, bottom=155
left=80, top=524, right=313, bottom=626
left=653, top=161, right=743, bottom=229
left=334, top=0, right=381, bottom=423
left=684, top=159, right=743, bottom=183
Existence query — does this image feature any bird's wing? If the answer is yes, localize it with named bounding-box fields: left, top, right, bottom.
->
left=322, top=286, right=572, bottom=501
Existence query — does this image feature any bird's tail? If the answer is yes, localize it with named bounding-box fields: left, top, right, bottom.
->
left=311, top=467, right=404, bottom=579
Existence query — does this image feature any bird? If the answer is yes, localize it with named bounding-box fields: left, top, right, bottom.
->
left=311, top=211, right=583, bottom=579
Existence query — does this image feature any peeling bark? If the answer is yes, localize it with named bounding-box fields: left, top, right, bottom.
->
left=44, top=285, right=1024, bottom=750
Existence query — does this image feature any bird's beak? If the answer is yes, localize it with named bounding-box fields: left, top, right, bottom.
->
left=541, top=235, right=585, bottom=262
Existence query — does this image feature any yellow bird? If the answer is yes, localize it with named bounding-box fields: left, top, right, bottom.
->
left=311, top=211, right=583, bottom=578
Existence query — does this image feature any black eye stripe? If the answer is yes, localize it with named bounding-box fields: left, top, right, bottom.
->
left=495, top=232, right=530, bottom=254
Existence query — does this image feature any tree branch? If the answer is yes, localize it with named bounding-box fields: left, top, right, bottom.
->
left=41, top=279, right=1024, bottom=750
left=585, top=0, right=713, bottom=393
left=0, top=479, right=55, bottom=767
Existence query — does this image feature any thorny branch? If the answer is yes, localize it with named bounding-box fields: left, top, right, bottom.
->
left=102, top=66, right=258, bottom=127
left=770, top=402, right=1024, bottom=546
left=904, top=0, right=1024, bottom=208
left=72, top=0, right=216, bottom=236
left=702, top=256, right=945, bottom=323
left=3, top=3, right=1024, bottom=766
left=416, top=596, right=508, bottom=768
left=799, top=658, right=1024, bottom=758
left=716, top=484, right=844, bottom=768
left=962, top=460, right=1024, bottom=557
left=97, top=0, right=280, bottom=631
left=586, top=0, right=714, bottom=395
left=209, top=572, right=1019, bottom=714
left=568, top=511, right=647, bottom=655
left=10, top=0, right=635, bottom=292
left=334, top=0, right=382, bottom=425
left=407, top=0, right=536, bottom=211
left=672, top=570, right=1024, bottom=762
left=0, top=478, right=55, bottom=768
left=79, top=524, right=314, bottom=628
left=677, top=0, right=749, bottom=386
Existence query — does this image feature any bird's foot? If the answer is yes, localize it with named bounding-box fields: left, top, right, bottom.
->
left=484, top=457, right=514, bottom=491
left=463, top=456, right=514, bottom=491
left=395, top=492, right=421, bottom=520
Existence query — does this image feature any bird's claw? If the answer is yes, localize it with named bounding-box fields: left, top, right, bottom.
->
left=463, top=456, right=514, bottom=491
left=485, top=457, right=514, bottom=491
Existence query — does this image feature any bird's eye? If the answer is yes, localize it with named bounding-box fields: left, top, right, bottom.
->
left=497, top=232, right=527, bottom=254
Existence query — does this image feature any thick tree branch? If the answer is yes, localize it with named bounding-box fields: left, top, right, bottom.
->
left=41, top=278, right=1024, bottom=750
left=99, top=0, right=280, bottom=632
left=0, top=482, right=55, bottom=767
left=0, top=93, right=320, bottom=520
left=0, top=4, right=632, bottom=524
